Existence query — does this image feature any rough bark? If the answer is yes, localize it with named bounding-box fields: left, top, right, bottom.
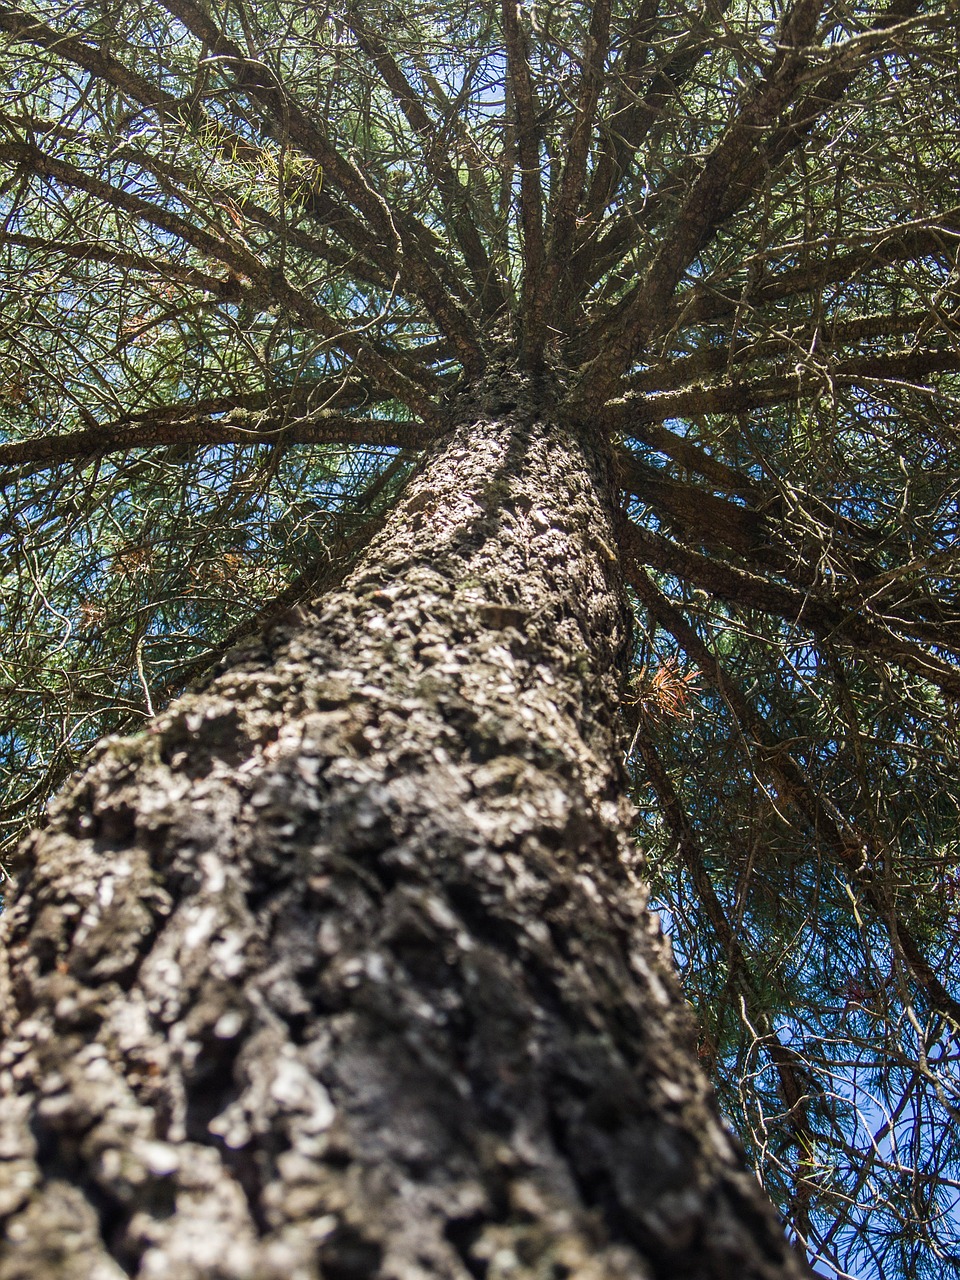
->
left=0, top=365, right=811, bottom=1280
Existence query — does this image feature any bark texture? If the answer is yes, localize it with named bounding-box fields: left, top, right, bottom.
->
left=0, top=365, right=811, bottom=1280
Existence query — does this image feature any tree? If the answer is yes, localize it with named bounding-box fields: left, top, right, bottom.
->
left=0, top=0, right=957, bottom=1276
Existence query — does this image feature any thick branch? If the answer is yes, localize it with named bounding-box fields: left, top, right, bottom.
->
left=627, top=310, right=948, bottom=394
left=629, top=567, right=960, bottom=1028
left=502, top=0, right=546, bottom=363
left=707, top=3, right=927, bottom=230
left=0, top=229, right=241, bottom=296
left=616, top=448, right=959, bottom=640
left=573, top=0, right=833, bottom=399
left=616, top=431, right=762, bottom=499
left=617, top=451, right=766, bottom=556
left=0, top=410, right=431, bottom=486
left=574, top=0, right=929, bottom=402
left=618, top=520, right=960, bottom=699
left=574, top=0, right=737, bottom=277
left=598, top=347, right=960, bottom=431
left=538, top=0, right=612, bottom=322
left=670, top=226, right=960, bottom=343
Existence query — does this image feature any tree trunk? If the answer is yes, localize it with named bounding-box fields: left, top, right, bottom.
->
left=0, top=367, right=810, bottom=1280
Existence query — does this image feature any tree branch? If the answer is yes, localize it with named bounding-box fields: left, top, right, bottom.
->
left=629, top=716, right=819, bottom=1172
left=0, top=229, right=241, bottom=297
left=629, top=567, right=960, bottom=1028
left=574, top=0, right=737, bottom=279
left=618, top=519, right=960, bottom=698
left=539, top=0, right=612, bottom=323
left=0, top=409, right=432, bottom=487
left=599, top=347, right=960, bottom=431
left=615, top=429, right=762, bottom=499
left=502, top=0, right=546, bottom=364
left=617, top=450, right=766, bottom=555
left=637, top=213, right=960, bottom=340
left=573, top=0, right=835, bottom=398
left=627, top=309, right=949, bottom=394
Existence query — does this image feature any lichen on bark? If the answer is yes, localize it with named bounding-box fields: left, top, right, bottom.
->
left=0, top=369, right=811, bottom=1280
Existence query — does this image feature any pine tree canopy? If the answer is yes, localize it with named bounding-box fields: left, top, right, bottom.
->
left=1, top=1, right=958, bottom=1274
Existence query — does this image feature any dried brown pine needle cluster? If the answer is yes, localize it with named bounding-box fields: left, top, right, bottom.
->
left=629, top=658, right=701, bottom=722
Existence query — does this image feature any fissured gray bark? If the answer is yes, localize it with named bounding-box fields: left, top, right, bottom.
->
left=0, top=366, right=811, bottom=1280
